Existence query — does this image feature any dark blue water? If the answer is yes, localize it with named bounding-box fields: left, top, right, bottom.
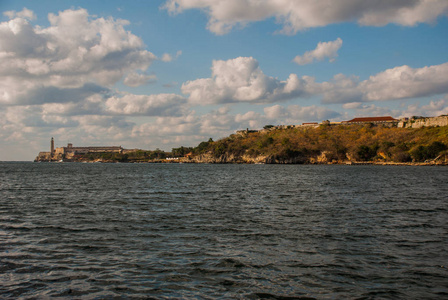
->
left=1, top=162, right=447, bottom=299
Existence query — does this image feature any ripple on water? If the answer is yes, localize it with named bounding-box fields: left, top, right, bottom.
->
left=0, top=163, right=447, bottom=298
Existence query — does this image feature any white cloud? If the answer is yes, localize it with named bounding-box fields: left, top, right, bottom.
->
left=321, top=62, right=448, bottom=103
left=4, top=8, right=36, bottom=20
left=182, top=57, right=448, bottom=106
left=161, top=53, right=173, bottom=62
left=0, top=8, right=156, bottom=105
left=4, top=105, right=80, bottom=130
left=182, top=56, right=317, bottom=104
left=294, top=38, right=342, bottom=65
left=320, top=74, right=363, bottom=104
left=161, top=50, right=182, bottom=62
left=263, top=104, right=340, bottom=124
left=360, top=63, right=448, bottom=101
left=341, top=97, right=448, bottom=119
left=105, top=93, right=187, bottom=116
left=400, top=97, right=448, bottom=117
left=163, top=0, right=448, bottom=35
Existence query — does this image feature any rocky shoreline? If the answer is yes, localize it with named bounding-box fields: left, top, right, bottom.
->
left=37, top=155, right=447, bottom=166
left=35, top=122, right=448, bottom=166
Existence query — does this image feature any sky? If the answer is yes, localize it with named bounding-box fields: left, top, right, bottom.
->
left=1, top=0, right=448, bottom=161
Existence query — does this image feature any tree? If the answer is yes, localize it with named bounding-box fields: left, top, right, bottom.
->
left=355, top=145, right=378, bottom=161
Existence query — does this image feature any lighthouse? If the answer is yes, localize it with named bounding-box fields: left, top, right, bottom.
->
left=51, top=137, right=54, bottom=154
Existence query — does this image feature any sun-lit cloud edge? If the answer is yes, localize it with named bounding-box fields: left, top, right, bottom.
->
left=162, top=0, right=448, bottom=35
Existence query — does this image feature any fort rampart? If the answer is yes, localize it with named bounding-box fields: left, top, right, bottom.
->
left=397, top=115, right=448, bottom=128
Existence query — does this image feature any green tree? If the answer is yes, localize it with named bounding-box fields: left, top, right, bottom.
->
left=356, top=145, right=378, bottom=161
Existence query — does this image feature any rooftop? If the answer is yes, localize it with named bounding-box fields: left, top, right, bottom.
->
left=345, top=116, right=397, bottom=123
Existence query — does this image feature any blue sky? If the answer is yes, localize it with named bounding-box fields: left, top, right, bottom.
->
left=1, top=0, right=448, bottom=160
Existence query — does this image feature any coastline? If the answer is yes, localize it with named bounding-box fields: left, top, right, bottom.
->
left=31, top=158, right=448, bottom=166
left=33, top=122, right=448, bottom=166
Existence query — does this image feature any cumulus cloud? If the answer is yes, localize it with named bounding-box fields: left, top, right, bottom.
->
left=181, top=57, right=448, bottom=106
left=162, top=0, right=448, bottom=35
left=264, top=104, right=340, bottom=123
left=161, top=51, right=182, bottom=62
left=161, top=53, right=173, bottom=62
left=341, top=97, right=448, bottom=119
left=359, top=63, right=448, bottom=101
left=401, top=97, right=448, bottom=117
left=13, top=83, right=109, bottom=106
left=105, top=93, right=187, bottom=116
left=294, top=38, right=342, bottom=65
left=28, top=92, right=187, bottom=118
left=321, top=62, right=448, bottom=103
left=3, top=8, right=36, bottom=20
left=0, top=8, right=156, bottom=106
left=4, top=105, right=80, bottom=130
left=182, top=56, right=317, bottom=104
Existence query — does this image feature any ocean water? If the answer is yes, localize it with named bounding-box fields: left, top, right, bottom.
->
left=0, top=162, right=447, bottom=299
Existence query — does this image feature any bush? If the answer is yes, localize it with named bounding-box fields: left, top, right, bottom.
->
left=410, top=141, right=447, bottom=162
left=355, top=145, right=378, bottom=161
left=427, top=141, right=447, bottom=157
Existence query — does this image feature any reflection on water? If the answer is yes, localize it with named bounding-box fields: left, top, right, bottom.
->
left=1, top=163, right=447, bottom=299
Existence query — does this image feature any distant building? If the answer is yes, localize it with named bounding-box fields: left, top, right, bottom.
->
left=51, top=137, right=55, bottom=154
left=397, top=115, right=448, bottom=128
left=302, top=122, right=319, bottom=127
left=35, top=138, right=124, bottom=161
left=59, top=143, right=123, bottom=155
left=343, top=116, right=398, bottom=124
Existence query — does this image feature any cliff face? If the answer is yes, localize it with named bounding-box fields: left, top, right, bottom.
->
left=190, top=153, right=266, bottom=164
left=35, top=152, right=55, bottom=162
left=194, top=124, right=448, bottom=165
left=191, top=152, right=327, bottom=164
left=398, top=116, right=448, bottom=128
left=34, top=119, right=448, bottom=164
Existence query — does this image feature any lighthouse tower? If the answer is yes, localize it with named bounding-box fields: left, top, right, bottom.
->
left=51, top=137, right=55, bottom=154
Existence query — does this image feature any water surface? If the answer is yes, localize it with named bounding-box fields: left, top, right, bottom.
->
left=1, top=163, right=447, bottom=299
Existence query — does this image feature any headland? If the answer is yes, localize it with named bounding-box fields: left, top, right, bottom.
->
left=35, top=115, right=448, bottom=165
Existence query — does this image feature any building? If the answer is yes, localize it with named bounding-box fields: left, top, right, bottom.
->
left=342, top=116, right=398, bottom=125
left=56, top=143, right=123, bottom=156
left=35, top=138, right=124, bottom=161
left=397, top=115, right=448, bottom=128
left=302, top=122, right=319, bottom=127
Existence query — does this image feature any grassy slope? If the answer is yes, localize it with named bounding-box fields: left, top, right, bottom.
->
left=62, top=125, right=448, bottom=164
left=201, top=125, right=448, bottom=163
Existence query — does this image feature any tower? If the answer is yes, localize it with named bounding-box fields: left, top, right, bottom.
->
left=51, top=137, right=54, bottom=154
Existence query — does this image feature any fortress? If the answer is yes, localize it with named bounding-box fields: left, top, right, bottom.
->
left=35, top=138, right=124, bottom=162
left=236, top=115, right=448, bottom=136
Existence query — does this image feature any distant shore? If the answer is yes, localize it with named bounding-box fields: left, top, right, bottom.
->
left=33, top=159, right=447, bottom=166
left=34, top=121, right=448, bottom=166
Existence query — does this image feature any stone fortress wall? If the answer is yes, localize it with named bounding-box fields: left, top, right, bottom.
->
left=35, top=140, right=124, bottom=162
left=236, top=115, right=448, bottom=135
left=397, top=115, right=448, bottom=128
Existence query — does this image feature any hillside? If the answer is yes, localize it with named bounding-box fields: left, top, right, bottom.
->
left=36, top=124, right=448, bottom=165
left=188, top=124, right=448, bottom=164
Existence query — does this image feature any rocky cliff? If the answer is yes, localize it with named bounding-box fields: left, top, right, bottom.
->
left=398, top=115, right=448, bottom=128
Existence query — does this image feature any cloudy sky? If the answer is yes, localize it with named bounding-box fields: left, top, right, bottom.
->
left=1, top=0, right=448, bottom=160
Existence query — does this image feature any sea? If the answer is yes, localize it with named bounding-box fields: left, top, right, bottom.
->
left=0, top=162, right=447, bottom=299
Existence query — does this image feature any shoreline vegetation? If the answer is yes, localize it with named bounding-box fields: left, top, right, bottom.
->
left=35, top=122, right=448, bottom=166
